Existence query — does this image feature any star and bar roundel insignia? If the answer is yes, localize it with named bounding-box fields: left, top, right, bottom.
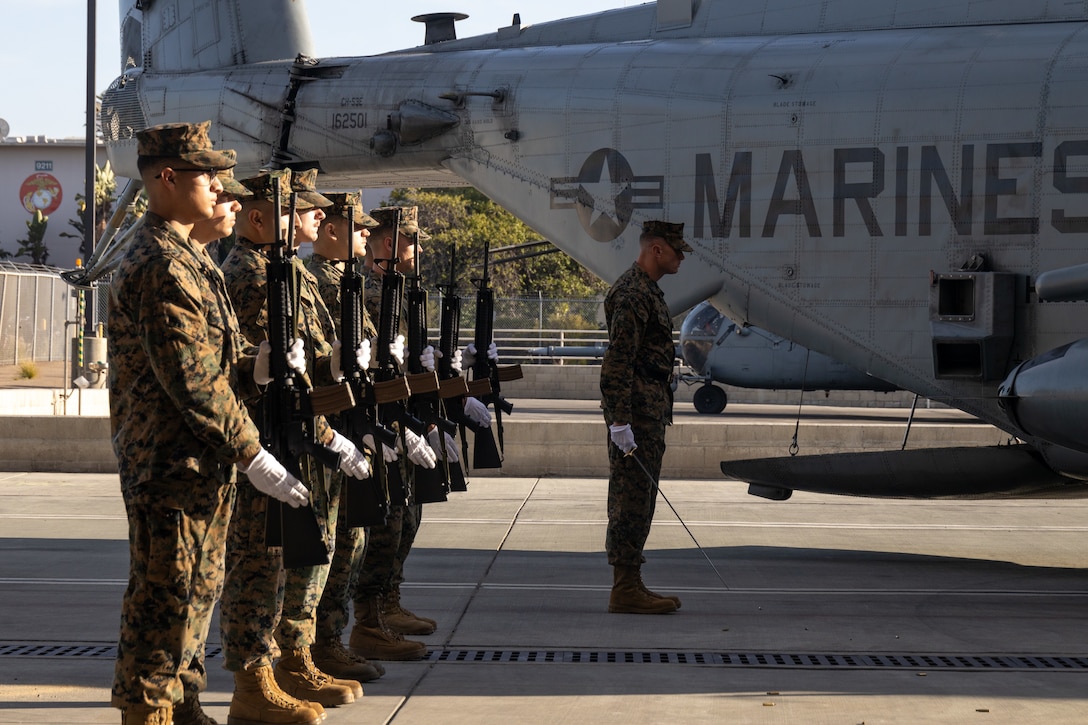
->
left=550, top=148, right=664, bottom=242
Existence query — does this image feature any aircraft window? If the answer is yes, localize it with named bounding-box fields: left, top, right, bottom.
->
left=121, top=16, right=142, bottom=69
left=680, top=301, right=726, bottom=340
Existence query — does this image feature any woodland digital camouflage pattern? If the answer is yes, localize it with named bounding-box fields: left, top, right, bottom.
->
left=108, top=210, right=262, bottom=709
left=641, top=219, right=692, bottom=252
left=357, top=274, right=420, bottom=602
left=600, top=262, right=676, bottom=567
left=369, top=205, right=429, bottom=239
left=135, top=120, right=235, bottom=170
left=219, top=237, right=342, bottom=670
left=323, top=191, right=378, bottom=228
left=306, top=252, right=375, bottom=644
left=306, top=253, right=377, bottom=342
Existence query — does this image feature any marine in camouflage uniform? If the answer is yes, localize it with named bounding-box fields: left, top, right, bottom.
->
left=108, top=122, right=305, bottom=725
left=303, top=192, right=388, bottom=682
left=347, top=206, right=437, bottom=661
left=219, top=169, right=365, bottom=717
left=600, top=220, right=692, bottom=615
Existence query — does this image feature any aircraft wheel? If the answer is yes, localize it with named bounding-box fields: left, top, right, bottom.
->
left=693, top=384, right=727, bottom=414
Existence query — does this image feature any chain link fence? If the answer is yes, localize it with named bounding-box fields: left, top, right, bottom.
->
left=0, top=270, right=608, bottom=368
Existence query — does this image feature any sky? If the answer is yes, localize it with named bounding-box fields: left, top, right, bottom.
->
left=2, top=0, right=636, bottom=139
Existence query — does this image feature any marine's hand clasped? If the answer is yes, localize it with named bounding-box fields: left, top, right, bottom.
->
left=401, top=429, right=438, bottom=468
left=609, top=423, right=637, bottom=454
left=254, top=338, right=307, bottom=385
left=461, top=341, right=498, bottom=367
left=240, top=449, right=308, bottom=507
left=330, top=339, right=370, bottom=381
left=427, top=428, right=460, bottom=463
left=464, top=396, right=491, bottom=427
left=327, top=430, right=372, bottom=480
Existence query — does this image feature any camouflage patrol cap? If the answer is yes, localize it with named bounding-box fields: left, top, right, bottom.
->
left=323, top=192, right=379, bottom=227
left=290, top=168, right=333, bottom=209
left=215, top=150, right=249, bottom=197
left=238, top=169, right=309, bottom=209
left=136, top=121, right=235, bottom=170
left=369, top=205, right=430, bottom=240
left=642, top=219, right=692, bottom=252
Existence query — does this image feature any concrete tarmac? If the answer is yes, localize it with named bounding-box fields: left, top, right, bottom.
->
left=2, top=455, right=1087, bottom=724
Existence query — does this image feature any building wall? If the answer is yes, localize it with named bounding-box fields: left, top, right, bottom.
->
left=0, top=138, right=108, bottom=269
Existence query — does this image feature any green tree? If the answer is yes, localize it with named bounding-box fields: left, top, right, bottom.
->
left=387, top=188, right=609, bottom=300
left=60, top=161, right=120, bottom=257
left=15, top=210, right=50, bottom=265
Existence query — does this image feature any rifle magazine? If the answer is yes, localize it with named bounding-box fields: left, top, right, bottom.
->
left=406, top=371, right=440, bottom=395
left=374, top=377, right=411, bottom=404
left=439, top=377, right=470, bottom=398
left=497, top=364, right=524, bottom=382
left=310, top=382, right=356, bottom=416
left=466, top=379, right=493, bottom=397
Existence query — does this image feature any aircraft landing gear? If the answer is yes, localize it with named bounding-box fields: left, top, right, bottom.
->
left=693, top=383, right=727, bottom=414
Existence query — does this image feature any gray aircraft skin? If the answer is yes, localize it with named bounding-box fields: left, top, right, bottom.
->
left=679, top=301, right=897, bottom=413
left=99, top=0, right=1088, bottom=498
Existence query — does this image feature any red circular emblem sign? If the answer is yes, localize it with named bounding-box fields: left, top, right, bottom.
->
left=20, top=173, right=63, bottom=216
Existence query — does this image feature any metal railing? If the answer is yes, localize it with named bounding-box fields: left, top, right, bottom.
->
left=0, top=261, right=78, bottom=365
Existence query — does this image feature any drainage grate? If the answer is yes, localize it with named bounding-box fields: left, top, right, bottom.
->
left=424, top=649, right=1088, bottom=670
left=2, top=644, right=1085, bottom=671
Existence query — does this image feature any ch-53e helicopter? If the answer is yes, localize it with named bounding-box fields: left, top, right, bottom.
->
left=97, top=0, right=1088, bottom=499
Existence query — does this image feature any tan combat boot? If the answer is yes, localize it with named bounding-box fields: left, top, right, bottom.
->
left=274, top=647, right=360, bottom=706
left=311, top=639, right=384, bottom=682
left=382, top=587, right=437, bottom=635
left=639, top=579, right=682, bottom=609
left=228, top=664, right=324, bottom=725
left=175, top=693, right=217, bottom=725
left=121, top=703, right=172, bottom=725
left=608, top=565, right=679, bottom=614
left=348, top=595, right=428, bottom=661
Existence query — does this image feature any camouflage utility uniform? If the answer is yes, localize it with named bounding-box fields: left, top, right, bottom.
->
left=109, top=211, right=262, bottom=710
left=307, top=251, right=377, bottom=643
left=600, top=262, right=675, bottom=566
left=356, top=275, right=420, bottom=606
left=219, top=238, right=341, bottom=672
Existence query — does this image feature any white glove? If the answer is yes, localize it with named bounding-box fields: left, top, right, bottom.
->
left=462, top=341, right=499, bottom=368
left=255, top=339, right=307, bottom=385
left=464, top=396, right=491, bottom=427
left=287, top=338, right=307, bottom=374
left=362, top=433, right=399, bottom=462
left=449, top=348, right=463, bottom=375
left=427, top=428, right=460, bottom=463
left=327, top=431, right=371, bottom=479
left=609, top=423, right=637, bottom=454
left=239, top=448, right=308, bottom=507
left=402, top=428, right=437, bottom=468
left=390, top=334, right=405, bottom=367
left=253, top=341, right=272, bottom=385
left=419, top=344, right=436, bottom=372
left=330, top=340, right=370, bottom=381
left=358, top=339, right=371, bottom=371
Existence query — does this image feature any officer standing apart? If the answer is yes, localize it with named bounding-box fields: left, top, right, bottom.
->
left=600, top=220, right=691, bottom=615
left=109, top=122, right=307, bottom=725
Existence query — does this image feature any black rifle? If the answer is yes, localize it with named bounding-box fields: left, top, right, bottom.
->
left=469, top=240, right=521, bottom=468
left=261, top=180, right=342, bottom=568
left=434, top=247, right=474, bottom=485
left=373, top=208, right=425, bottom=506
left=338, top=206, right=398, bottom=527
left=405, top=230, right=459, bottom=502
